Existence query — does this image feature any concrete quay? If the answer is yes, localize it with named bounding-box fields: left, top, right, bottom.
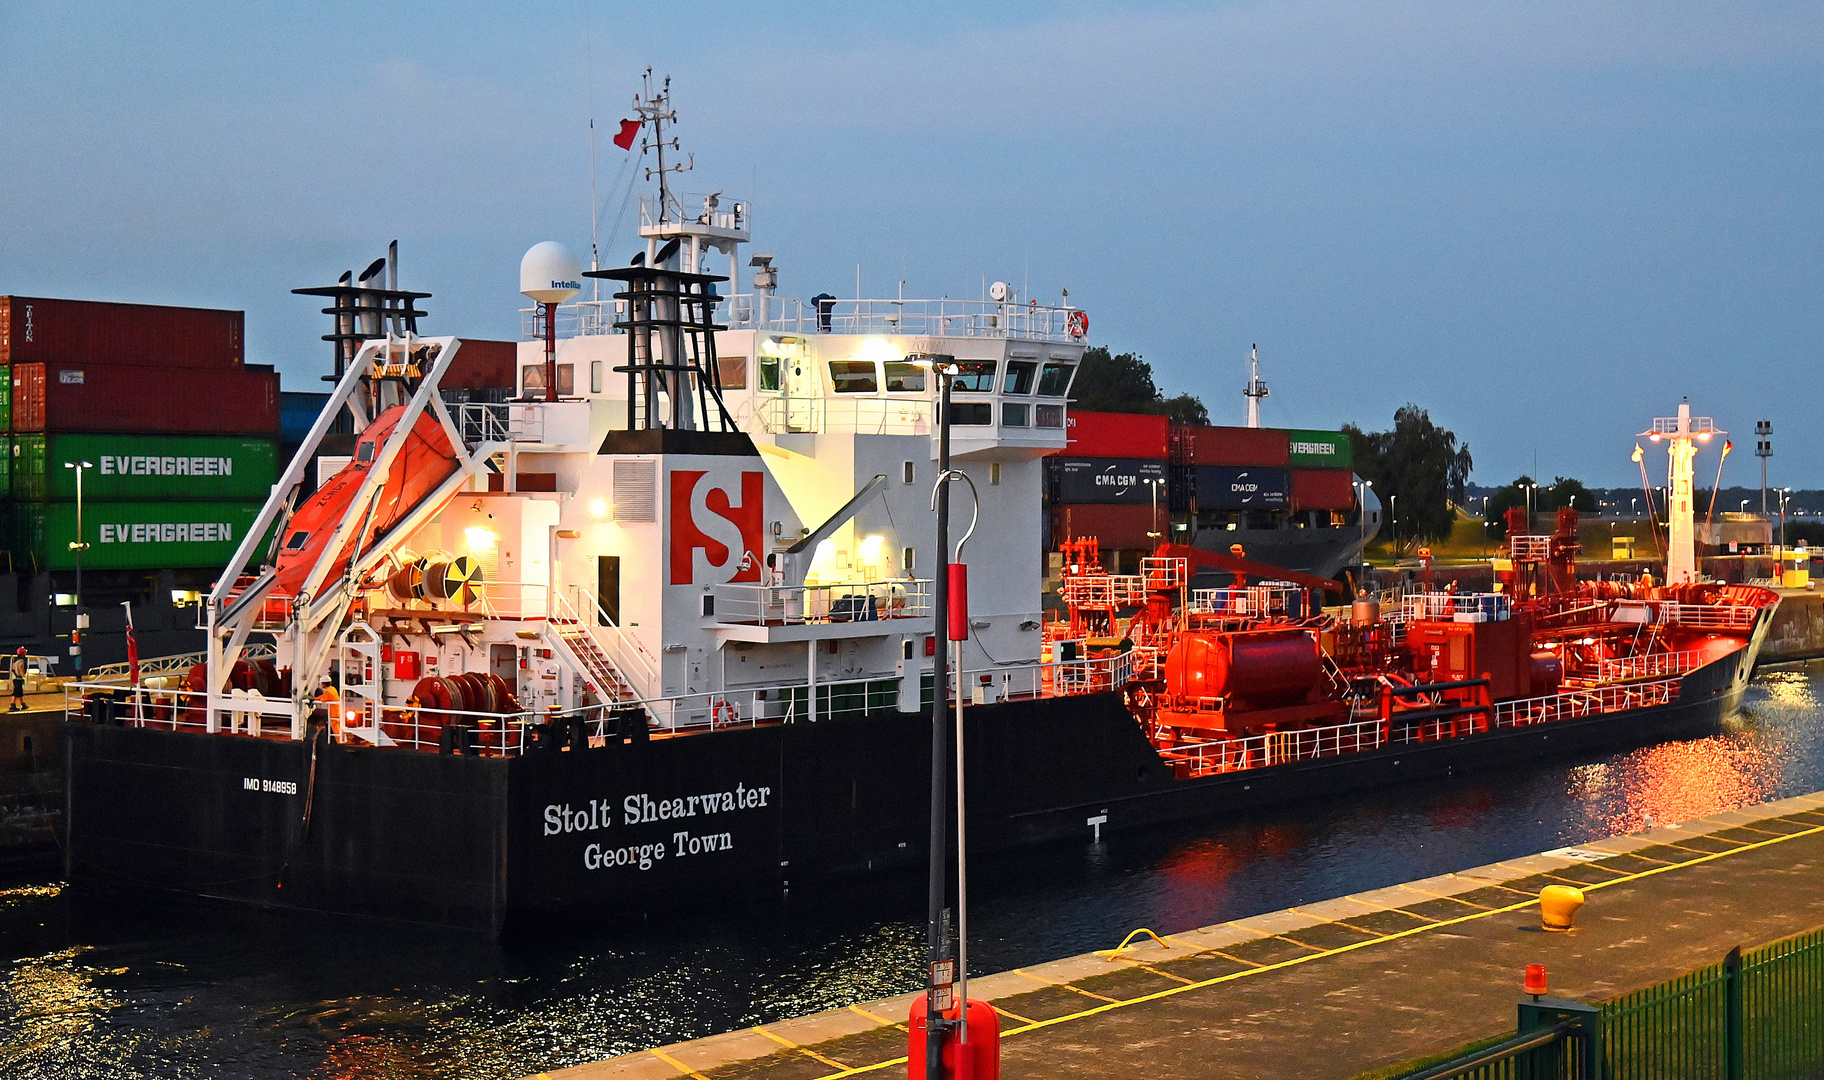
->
left=531, top=790, right=1824, bottom=1080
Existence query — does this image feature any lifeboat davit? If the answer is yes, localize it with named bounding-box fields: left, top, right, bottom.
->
left=272, top=406, right=461, bottom=599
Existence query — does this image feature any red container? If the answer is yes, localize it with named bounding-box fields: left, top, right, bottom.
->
left=1291, top=468, right=1357, bottom=510
left=1052, top=503, right=1163, bottom=549
left=1061, top=411, right=1168, bottom=459
left=446, top=339, right=517, bottom=389
left=908, top=996, right=1000, bottom=1080
left=11, top=361, right=279, bottom=435
left=0, top=296, right=243, bottom=367
left=1178, top=425, right=1290, bottom=467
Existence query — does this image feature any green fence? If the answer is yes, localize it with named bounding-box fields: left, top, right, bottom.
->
left=1396, top=925, right=1824, bottom=1080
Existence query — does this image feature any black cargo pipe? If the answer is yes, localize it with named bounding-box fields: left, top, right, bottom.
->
left=1386, top=702, right=1496, bottom=727
left=1383, top=678, right=1490, bottom=696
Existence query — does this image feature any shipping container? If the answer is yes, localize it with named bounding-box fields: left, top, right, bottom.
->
left=0, top=363, right=9, bottom=430
left=10, top=500, right=269, bottom=572
left=11, top=433, right=277, bottom=502
left=1050, top=458, right=1168, bottom=504
left=0, top=437, right=10, bottom=493
left=1193, top=465, right=1291, bottom=509
left=281, top=392, right=331, bottom=444
left=11, top=362, right=279, bottom=435
left=1060, top=411, right=1169, bottom=460
left=0, top=296, right=243, bottom=367
left=446, top=339, right=518, bottom=390
left=1286, top=430, right=1353, bottom=469
left=1051, top=503, right=1163, bottom=549
left=1177, top=425, right=1291, bottom=467
left=1291, top=468, right=1357, bottom=510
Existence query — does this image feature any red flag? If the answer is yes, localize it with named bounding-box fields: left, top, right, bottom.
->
left=613, top=118, right=641, bottom=150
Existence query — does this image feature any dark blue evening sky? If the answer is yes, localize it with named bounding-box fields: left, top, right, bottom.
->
left=1, top=2, right=1818, bottom=486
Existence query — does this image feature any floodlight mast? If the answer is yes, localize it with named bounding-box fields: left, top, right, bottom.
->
left=1639, top=398, right=1723, bottom=585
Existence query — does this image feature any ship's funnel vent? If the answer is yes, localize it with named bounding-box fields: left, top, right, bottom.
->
left=586, top=260, right=734, bottom=433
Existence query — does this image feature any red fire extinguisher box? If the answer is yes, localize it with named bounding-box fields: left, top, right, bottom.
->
left=393, top=651, right=420, bottom=681
left=908, top=996, right=999, bottom=1080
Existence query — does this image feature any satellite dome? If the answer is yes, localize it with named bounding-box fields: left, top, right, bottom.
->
left=520, top=241, right=582, bottom=304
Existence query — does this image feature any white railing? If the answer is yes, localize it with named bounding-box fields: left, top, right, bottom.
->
left=526, top=295, right=1087, bottom=344
left=1162, top=718, right=1389, bottom=775
left=1509, top=534, right=1552, bottom=561
left=1061, top=573, right=1154, bottom=609
left=83, top=643, right=275, bottom=683
left=555, top=585, right=660, bottom=701
left=1595, top=650, right=1701, bottom=682
left=1662, top=603, right=1760, bottom=631
left=750, top=395, right=935, bottom=436
left=64, top=645, right=1143, bottom=751
left=1490, top=678, right=1679, bottom=728
left=1187, top=585, right=1307, bottom=619
left=1397, top=591, right=1512, bottom=623
left=712, top=579, right=933, bottom=626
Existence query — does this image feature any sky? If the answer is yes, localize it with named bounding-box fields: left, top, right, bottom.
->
left=1, top=1, right=1819, bottom=487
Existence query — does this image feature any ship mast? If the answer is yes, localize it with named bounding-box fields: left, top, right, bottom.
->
left=1244, top=343, right=1269, bottom=428
left=634, top=68, right=690, bottom=238
left=1641, top=398, right=1721, bottom=585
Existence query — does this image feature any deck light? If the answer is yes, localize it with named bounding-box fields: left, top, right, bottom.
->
left=588, top=499, right=609, bottom=518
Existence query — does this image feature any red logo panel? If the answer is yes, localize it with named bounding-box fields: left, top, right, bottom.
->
left=670, top=470, right=764, bottom=585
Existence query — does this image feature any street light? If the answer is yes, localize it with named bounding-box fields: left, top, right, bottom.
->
left=64, top=460, right=94, bottom=675
left=1389, top=494, right=1397, bottom=553
left=1631, top=496, right=1639, bottom=518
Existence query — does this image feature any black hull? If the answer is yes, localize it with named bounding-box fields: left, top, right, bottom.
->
left=63, top=627, right=1765, bottom=934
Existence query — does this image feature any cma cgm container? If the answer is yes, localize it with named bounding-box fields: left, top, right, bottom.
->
left=1060, top=411, right=1169, bottom=460
left=11, top=434, right=277, bottom=502
left=11, top=362, right=279, bottom=435
left=1193, top=465, right=1291, bottom=509
left=1050, top=458, right=1168, bottom=504
left=0, top=296, right=243, bottom=368
left=10, top=501, right=267, bottom=572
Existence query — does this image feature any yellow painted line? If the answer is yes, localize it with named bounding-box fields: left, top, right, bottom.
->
left=991, top=1004, right=1035, bottom=1025
left=846, top=1004, right=903, bottom=1030
left=647, top=1047, right=710, bottom=1080
left=795, top=819, right=1824, bottom=1080
left=1009, top=968, right=1120, bottom=1003
left=1133, top=963, right=1197, bottom=986
left=751, top=1026, right=849, bottom=1070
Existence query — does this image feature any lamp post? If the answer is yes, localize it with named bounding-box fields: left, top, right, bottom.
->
left=64, top=460, right=94, bottom=676
left=1146, top=477, right=1164, bottom=542
left=1779, top=487, right=1790, bottom=550
left=1631, top=497, right=1638, bottom=519
left=1389, top=494, right=1397, bottom=554
left=1741, top=499, right=1750, bottom=514
left=922, top=354, right=960, bottom=1079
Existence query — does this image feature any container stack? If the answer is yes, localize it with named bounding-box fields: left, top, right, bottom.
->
left=1167, top=425, right=1356, bottom=528
left=1045, top=411, right=1172, bottom=571
left=1, top=296, right=279, bottom=575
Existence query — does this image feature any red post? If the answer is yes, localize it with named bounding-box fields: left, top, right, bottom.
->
left=544, top=300, right=558, bottom=403
left=948, top=564, right=969, bottom=642
left=909, top=996, right=1000, bottom=1080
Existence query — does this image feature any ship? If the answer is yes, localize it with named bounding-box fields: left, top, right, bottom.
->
left=61, top=87, right=1777, bottom=934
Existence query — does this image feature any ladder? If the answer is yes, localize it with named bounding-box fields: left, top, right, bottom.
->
left=544, top=617, right=637, bottom=705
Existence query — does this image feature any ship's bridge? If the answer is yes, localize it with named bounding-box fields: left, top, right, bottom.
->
left=517, top=297, right=1083, bottom=462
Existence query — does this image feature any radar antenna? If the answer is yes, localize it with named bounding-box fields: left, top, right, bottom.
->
left=1244, top=343, right=1270, bottom=428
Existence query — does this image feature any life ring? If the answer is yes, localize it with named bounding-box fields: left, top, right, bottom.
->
left=1067, top=311, right=1089, bottom=339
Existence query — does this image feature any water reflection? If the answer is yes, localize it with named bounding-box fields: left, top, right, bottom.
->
left=3, top=665, right=1822, bottom=1079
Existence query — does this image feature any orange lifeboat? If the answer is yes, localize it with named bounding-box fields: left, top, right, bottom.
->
left=271, top=406, right=461, bottom=599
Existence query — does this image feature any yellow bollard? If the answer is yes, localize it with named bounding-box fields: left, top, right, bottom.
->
left=1540, top=885, right=1585, bottom=931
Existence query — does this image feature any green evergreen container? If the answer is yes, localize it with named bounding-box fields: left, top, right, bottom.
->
left=11, top=500, right=269, bottom=572
left=10, top=433, right=276, bottom=501
left=0, top=364, right=10, bottom=431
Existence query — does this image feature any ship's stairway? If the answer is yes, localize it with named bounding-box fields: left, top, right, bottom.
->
left=544, top=617, right=637, bottom=704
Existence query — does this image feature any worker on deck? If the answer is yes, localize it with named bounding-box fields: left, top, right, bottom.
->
left=311, top=675, right=341, bottom=737
left=10, top=648, right=26, bottom=712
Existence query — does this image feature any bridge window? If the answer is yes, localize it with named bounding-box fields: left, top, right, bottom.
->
left=1002, top=361, right=1036, bottom=394
left=1002, top=403, right=1029, bottom=427
left=951, top=361, right=996, bottom=393
left=1037, top=362, right=1074, bottom=396
left=938, top=402, right=994, bottom=425
left=884, top=362, right=926, bottom=393
left=758, top=357, right=780, bottom=391
left=828, top=360, right=878, bottom=393
left=1035, top=404, right=1065, bottom=428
